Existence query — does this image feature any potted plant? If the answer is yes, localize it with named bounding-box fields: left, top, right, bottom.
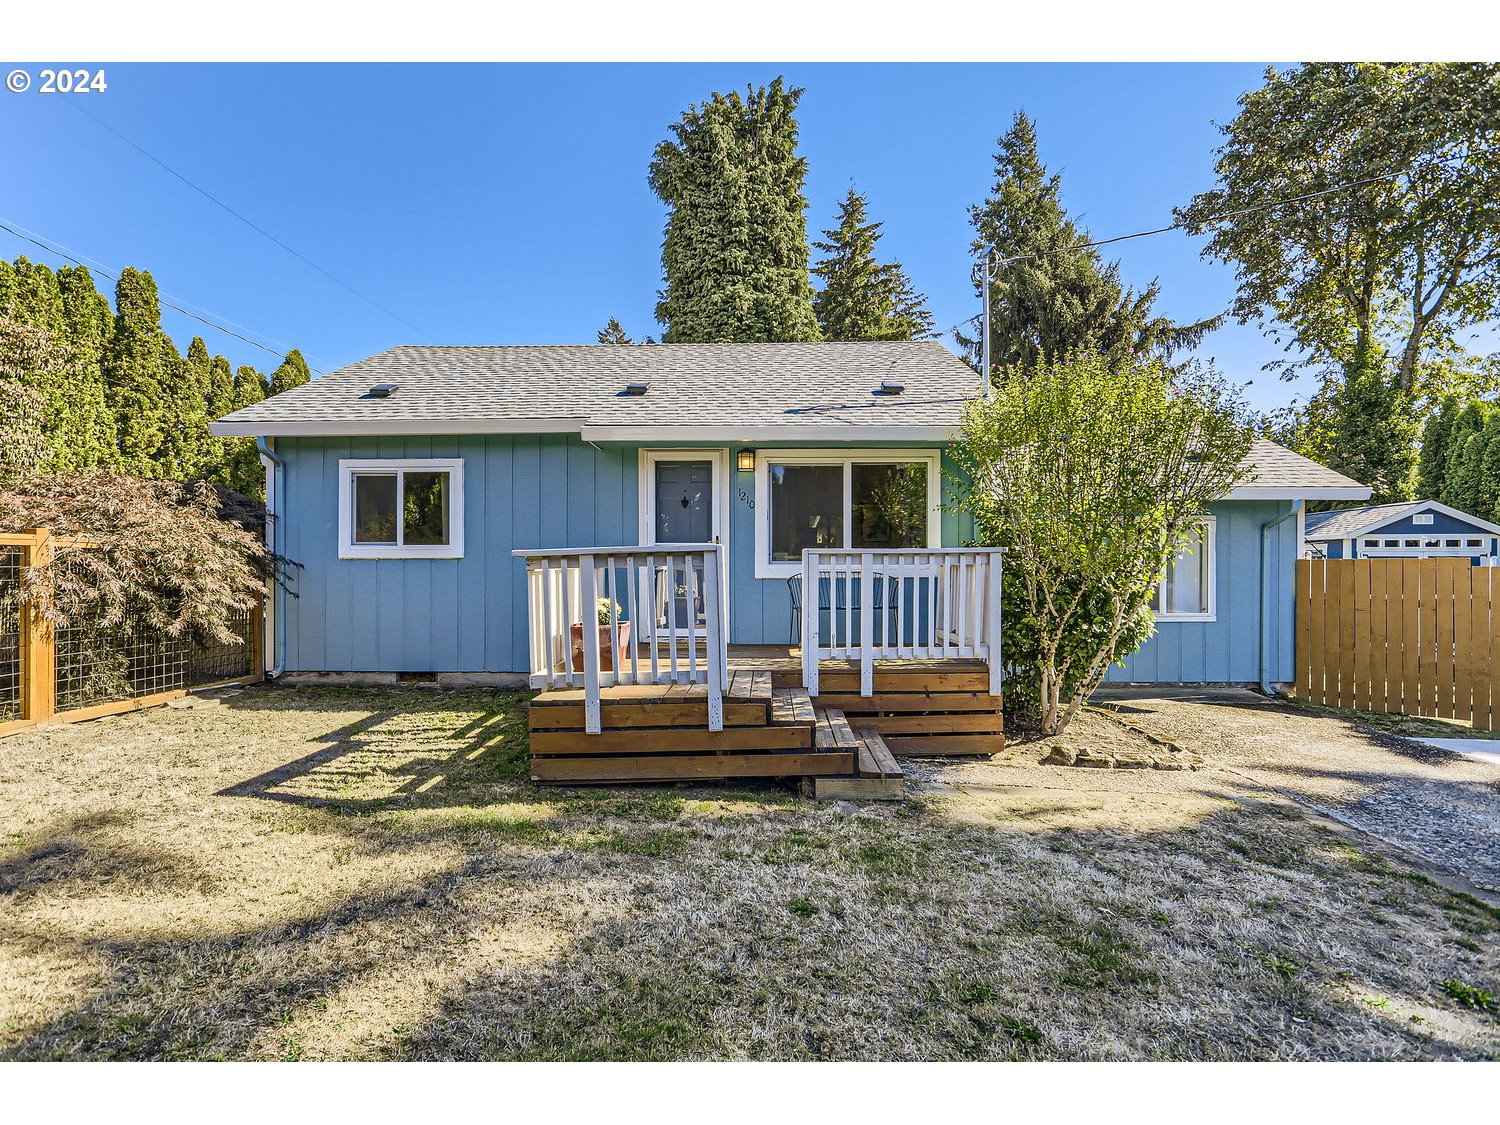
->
left=571, top=598, right=631, bottom=672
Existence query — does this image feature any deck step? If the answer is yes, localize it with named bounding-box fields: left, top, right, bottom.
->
left=726, top=669, right=774, bottom=703
left=812, top=706, right=859, bottom=751
left=855, top=728, right=903, bottom=779
left=771, top=686, right=816, bottom=726
left=813, top=726, right=904, bottom=801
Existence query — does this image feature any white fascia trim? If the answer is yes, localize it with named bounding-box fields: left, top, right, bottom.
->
left=581, top=424, right=958, bottom=443
left=211, top=416, right=586, bottom=437
left=1226, top=486, right=1373, bottom=500
left=752, top=448, right=943, bottom=580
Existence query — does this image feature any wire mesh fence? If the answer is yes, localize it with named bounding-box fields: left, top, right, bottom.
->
left=0, top=547, right=22, bottom=723
left=1, top=532, right=258, bottom=728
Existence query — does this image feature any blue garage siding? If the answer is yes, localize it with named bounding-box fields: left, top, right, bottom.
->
left=274, top=436, right=973, bottom=672
left=1104, top=499, right=1299, bottom=685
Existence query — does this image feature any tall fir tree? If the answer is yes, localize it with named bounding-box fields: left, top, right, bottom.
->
left=962, top=113, right=1219, bottom=379
left=1417, top=395, right=1461, bottom=499
left=1475, top=412, right=1500, bottom=520
left=811, top=188, right=935, bottom=341
left=202, top=353, right=238, bottom=490
left=269, top=348, right=311, bottom=395
left=649, top=77, right=821, bottom=343
left=103, top=267, right=178, bottom=476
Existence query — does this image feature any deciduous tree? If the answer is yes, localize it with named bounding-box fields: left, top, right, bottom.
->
left=953, top=352, right=1251, bottom=734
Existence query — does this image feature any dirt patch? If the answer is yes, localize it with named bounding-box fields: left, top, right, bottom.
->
left=1, top=684, right=1495, bottom=1060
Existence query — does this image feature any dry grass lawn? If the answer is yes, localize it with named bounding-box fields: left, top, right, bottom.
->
left=1, top=684, right=1496, bottom=1061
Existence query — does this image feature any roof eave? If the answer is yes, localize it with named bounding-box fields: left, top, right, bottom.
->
left=1225, top=486, right=1374, bottom=501
left=209, top=418, right=961, bottom=442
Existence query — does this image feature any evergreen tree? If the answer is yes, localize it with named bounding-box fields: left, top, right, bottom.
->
left=103, top=267, right=178, bottom=476
left=1417, top=395, right=1461, bottom=499
left=962, top=113, right=1219, bottom=379
left=225, top=364, right=269, bottom=500
left=202, top=353, right=238, bottom=490
left=1442, top=402, right=1490, bottom=511
left=55, top=265, right=118, bottom=468
left=1325, top=346, right=1419, bottom=503
left=597, top=318, right=631, bottom=344
left=1475, top=412, right=1500, bottom=520
left=650, top=77, right=821, bottom=343
left=153, top=333, right=213, bottom=481
left=269, top=348, right=311, bottom=396
left=811, top=188, right=935, bottom=341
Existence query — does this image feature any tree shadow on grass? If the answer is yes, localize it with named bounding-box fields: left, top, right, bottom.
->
left=213, top=688, right=533, bottom=813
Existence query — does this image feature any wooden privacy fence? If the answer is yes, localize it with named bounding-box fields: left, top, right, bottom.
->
left=1296, top=557, right=1498, bottom=729
left=0, top=529, right=263, bottom=738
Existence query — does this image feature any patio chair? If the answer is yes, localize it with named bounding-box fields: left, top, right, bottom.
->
left=787, top=571, right=895, bottom=645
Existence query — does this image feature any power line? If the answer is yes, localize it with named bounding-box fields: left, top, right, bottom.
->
left=63, top=98, right=432, bottom=341
left=0, top=218, right=327, bottom=375
left=955, top=147, right=1495, bottom=340
left=0, top=217, right=321, bottom=365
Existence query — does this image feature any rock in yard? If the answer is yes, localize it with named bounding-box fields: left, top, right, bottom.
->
left=1041, top=744, right=1078, bottom=766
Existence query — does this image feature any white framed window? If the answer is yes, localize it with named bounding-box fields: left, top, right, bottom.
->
left=338, top=458, right=464, bottom=559
left=752, top=449, right=941, bottom=578
left=1151, top=518, right=1216, bottom=621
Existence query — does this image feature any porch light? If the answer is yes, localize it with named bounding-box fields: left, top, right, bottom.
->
left=736, top=449, right=756, bottom=472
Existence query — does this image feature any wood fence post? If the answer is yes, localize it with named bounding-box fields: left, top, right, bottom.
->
left=20, top=529, right=56, bottom=723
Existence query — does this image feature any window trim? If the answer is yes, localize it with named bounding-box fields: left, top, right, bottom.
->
left=338, top=458, right=465, bottom=559
left=1152, top=516, right=1216, bottom=622
left=752, top=449, right=942, bottom=579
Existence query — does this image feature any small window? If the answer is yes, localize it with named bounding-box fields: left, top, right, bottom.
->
left=1150, top=519, right=1215, bottom=621
left=1385, top=539, right=1399, bottom=547
left=339, top=459, right=464, bottom=559
left=1405, top=539, right=1420, bottom=547
left=1446, top=539, right=1461, bottom=547
left=1468, top=539, right=1483, bottom=548
left=1412, top=513, right=1434, bottom=525
left=1364, top=539, right=1380, bottom=548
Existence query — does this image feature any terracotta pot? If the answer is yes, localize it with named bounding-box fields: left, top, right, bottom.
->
left=570, top=621, right=632, bottom=672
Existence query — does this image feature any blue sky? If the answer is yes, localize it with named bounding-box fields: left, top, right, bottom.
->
left=1, top=62, right=1307, bottom=411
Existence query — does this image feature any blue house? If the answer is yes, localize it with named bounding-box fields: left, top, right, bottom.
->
left=1303, top=500, right=1500, bottom=564
left=210, top=342, right=1369, bottom=696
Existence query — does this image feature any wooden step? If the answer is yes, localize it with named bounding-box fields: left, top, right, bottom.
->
left=536, top=750, right=855, bottom=783
left=882, top=732, right=1005, bottom=757
left=726, top=669, right=773, bottom=702
left=813, top=726, right=903, bottom=801
left=770, top=686, right=815, bottom=726
left=813, top=692, right=1002, bottom=714
left=812, top=706, right=859, bottom=751
left=529, top=701, right=769, bottom=730
left=530, top=723, right=811, bottom=756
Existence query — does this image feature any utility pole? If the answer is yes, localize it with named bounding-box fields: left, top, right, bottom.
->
left=980, top=246, right=994, bottom=400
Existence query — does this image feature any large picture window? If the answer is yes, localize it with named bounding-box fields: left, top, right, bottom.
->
left=1150, top=518, right=1215, bottom=621
left=338, top=459, right=464, bottom=558
left=755, top=451, right=939, bottom=577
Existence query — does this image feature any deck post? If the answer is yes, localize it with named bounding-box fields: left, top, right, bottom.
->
left=701, top=547, right=724, bottom=731
left=987, top=549, right=1004, bottom=698
left=579, top=554, right=601, bottom=733
left=859, top=552, right=874, bottom=697
left=802, top=550, right=819, bottom=696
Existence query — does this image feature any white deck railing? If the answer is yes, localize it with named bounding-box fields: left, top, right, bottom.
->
left=800, top=548, right=1004, bottom=698
left=513, top=545, right=725, bottom=735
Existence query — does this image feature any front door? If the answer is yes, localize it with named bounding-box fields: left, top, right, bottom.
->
left=654, top=460, right=714, bottom=545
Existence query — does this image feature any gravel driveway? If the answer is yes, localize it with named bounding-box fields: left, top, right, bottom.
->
left=1091, top=687, right=1500, bottom=894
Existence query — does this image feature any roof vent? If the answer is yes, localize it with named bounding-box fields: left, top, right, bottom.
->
left=624, top=378, right=651, bottom=396
left=879, top=378, right=905, bottom=395
left=367, top=383, right=398, bottom=398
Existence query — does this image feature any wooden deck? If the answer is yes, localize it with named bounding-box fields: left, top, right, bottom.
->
left=526, top=646, right=1003, bottom=790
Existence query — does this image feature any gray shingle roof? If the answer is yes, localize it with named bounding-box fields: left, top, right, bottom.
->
left=1303, top=502, right=1426, bottom=540
left=1235, top=439, right=1369, bottom=498
left=1304, top=500, right=1500, bottom=540
left=210, top=341, right=1370, bottom=499
left=211, top=342, right=981, bottom=438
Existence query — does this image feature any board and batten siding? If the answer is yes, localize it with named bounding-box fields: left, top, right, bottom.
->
left=274, top=435, right=973, bottom=672
left=1104, top=499, right=1299, bottom=684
